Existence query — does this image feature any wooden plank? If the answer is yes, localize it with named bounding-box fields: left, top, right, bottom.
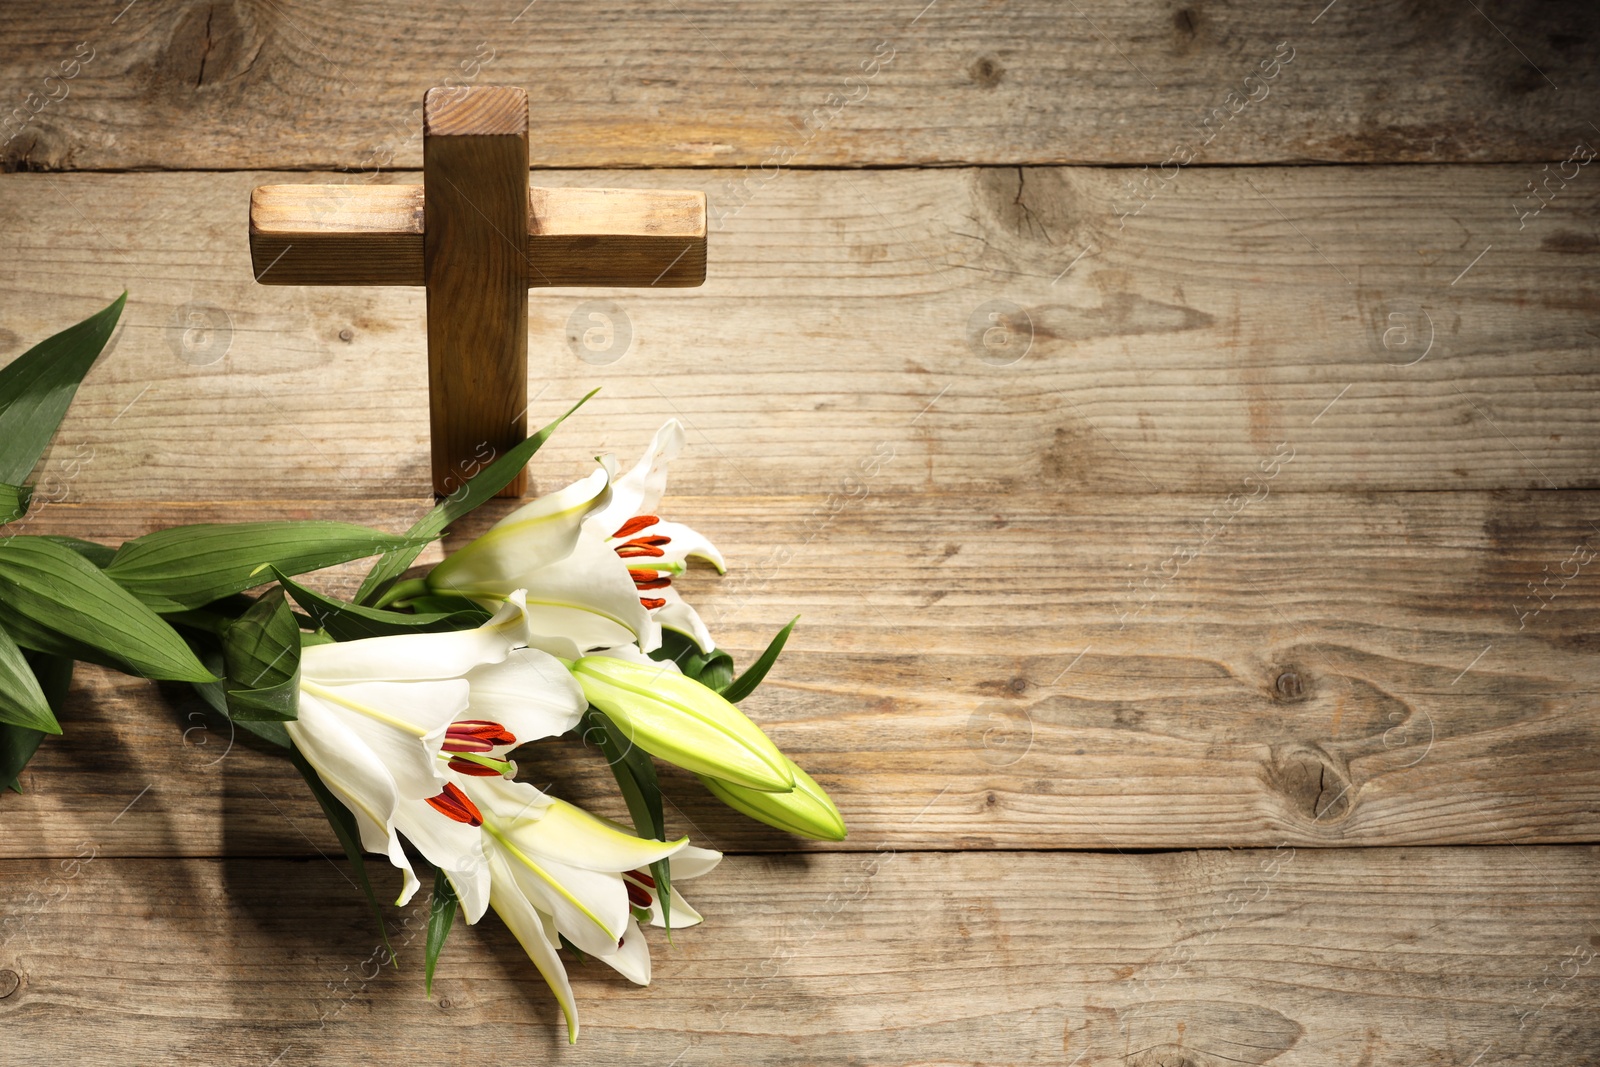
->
left=5, top=490, right=1597, bottom=857
left=2, top=1, right=1597, bottom=170
left=2, top=165, right=1598, bottom=499
left=2, top=848, right=1596, bottom=1064
left=250, top=184, right=708, bottom=287
left=420, top=85, right=531, bottom=498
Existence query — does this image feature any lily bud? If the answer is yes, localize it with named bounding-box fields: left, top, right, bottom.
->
left=571, top=655, right=795, bottom=793
left=699, top=757, right=847, bottom=841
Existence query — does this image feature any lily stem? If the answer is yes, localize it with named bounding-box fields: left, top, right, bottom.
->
left=374, top=577, right=430, bottom=609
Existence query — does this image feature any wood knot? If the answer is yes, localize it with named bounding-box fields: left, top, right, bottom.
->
left=968, top=55, right=1004, bottom=88
left=1173, top=7, right=1200, bottom=37
left=338, top=327, right=354, bottom=343
left=0, top=969, right=19, bottom=999
left=1266, top=744, right=1355, bottom=826
left=1274, top=670, right=1305, bottom=701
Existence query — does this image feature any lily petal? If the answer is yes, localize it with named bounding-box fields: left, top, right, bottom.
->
left=649, top=885, right=704, bottom=929
left=493, top=841, right=632, bottom=959
left=393, top=793, right=492, bottom=923
left=287, top=696, right=421, bottom=906
left=588, top=420, right=684, bottom=534
left=647, top=519, right=726, bottom=573
left=595, top=917, right=653, bottom=985
left=431, top=465, right=612, bottom=598
left=515, top=531, right=657, bottom=654
left=668, top=843, right=723, bottom=882
left=487, top=848, right=581, bottom=1043
left=470, top=778, right=687, bottom=872
left=300, top=678, right=469, bottom=799
left=463, top=648, right=587, bottom=747
left=301, top=592, right=533, bottom=682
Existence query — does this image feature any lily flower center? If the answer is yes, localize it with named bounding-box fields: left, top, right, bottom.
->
left=426, top=782, right=484, bottom=826
left=612, top=515, right=673, bottom=609
left=622, top=867, right=657, bottom=923
left=440, top=720, right=518, bottom=777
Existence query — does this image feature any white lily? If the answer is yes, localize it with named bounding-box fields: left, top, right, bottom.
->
left=285, top=591, right=586, bottom=919
left=424, top=458, right=658, bottom=659
left=585, top=419, right=726, bottom=653
left=442, top=773, right=720, bottom=1042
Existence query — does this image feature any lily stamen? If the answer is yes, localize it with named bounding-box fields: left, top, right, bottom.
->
left=426, top=782, right=485, bottom=826
left=443, top=719, right=518, bottom=753
left=612, top=515, right=661, bottom=539
left=440, top=750, right=515, bottom=777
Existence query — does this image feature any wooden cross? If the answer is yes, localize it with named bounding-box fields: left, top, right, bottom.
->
left=247, top=86, right=706, bottom=498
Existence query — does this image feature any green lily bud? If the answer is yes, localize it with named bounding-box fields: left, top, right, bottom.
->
left=699, top=757, right=847, bottom=841
left=571, top=655, right=795, bottom=793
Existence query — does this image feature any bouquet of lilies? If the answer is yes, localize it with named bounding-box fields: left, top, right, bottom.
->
left=0, top=295, right=844, bottom=1041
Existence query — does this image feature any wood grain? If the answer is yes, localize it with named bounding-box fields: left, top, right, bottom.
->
left=5, top=490, right=1596, bottom=857
left=2, top=1, right=1597, bottom=171
left=249, top=184, right=708, bottom=286
left=3, top=165, right=1597, bottom=500
left=3, top=848, right=1597, bottom=1064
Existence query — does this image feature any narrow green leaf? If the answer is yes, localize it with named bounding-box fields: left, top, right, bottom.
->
left=104, top=521, right=423, bottom=613
left=275, top=569, right=489, bottom=642
left=580, top=707, right=673, bottom=930
left=425, top=867, right=458, bottom=997
left=222, top=588, right=301, bottom=722
left=288, top=743, right=391, bottom=955
left=355, top=390, right=597, bottom=606
left=650, top=628, right=736, bottom=690
left=0, top=292, right=125, bottom=486
left=718, top=616, right=799, bottom=704
left=0, top=536, right=215, bottom=682
left=404, top=594, right=496, bottom=616
left=0, top=617, right=59, bottom=733
left=38, top=535, right=117, bottom=568
left=0, top=482, right=32, bottom=525
left=2, top=653, right=71, bottom=791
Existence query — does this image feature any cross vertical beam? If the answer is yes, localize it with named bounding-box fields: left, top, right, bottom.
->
left=422, top=86, right=531, bottom=498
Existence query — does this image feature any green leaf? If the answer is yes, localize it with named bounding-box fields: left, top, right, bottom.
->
left=354, top=390, right=597, bottom=606
left=0, top=605, right=129, bottom=670
left=2, top=653, right=72, bottom=791
left=0, top=617, right=60, bottom=733
left=425, top=867, right=458, bottom=997
left=718, top=616, right=799, bottom=704
left=39, top=535, right=117, bottom=568
left=0, top=292, right=125, bottom=486
left=103, top=521, right=423, bottom=613
left=275, top=569, right=489, bottom=642
left=404, top=594, right=495, bottom=616
left=222, top=588, right=301, bottom=721
left=580, top=707, right=673, bottom=931
left=0, top=536, right=215, bottom=682
left=650, top=628, right=736, bottom=690
left=288, top=742, right=391, bottom=955
left=191, top=648, right=291, bottom=748
left=0, top=482, right=32, bottom=525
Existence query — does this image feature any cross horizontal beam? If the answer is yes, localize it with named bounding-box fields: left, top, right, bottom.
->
left=248, top=184, right=706, bottom=288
